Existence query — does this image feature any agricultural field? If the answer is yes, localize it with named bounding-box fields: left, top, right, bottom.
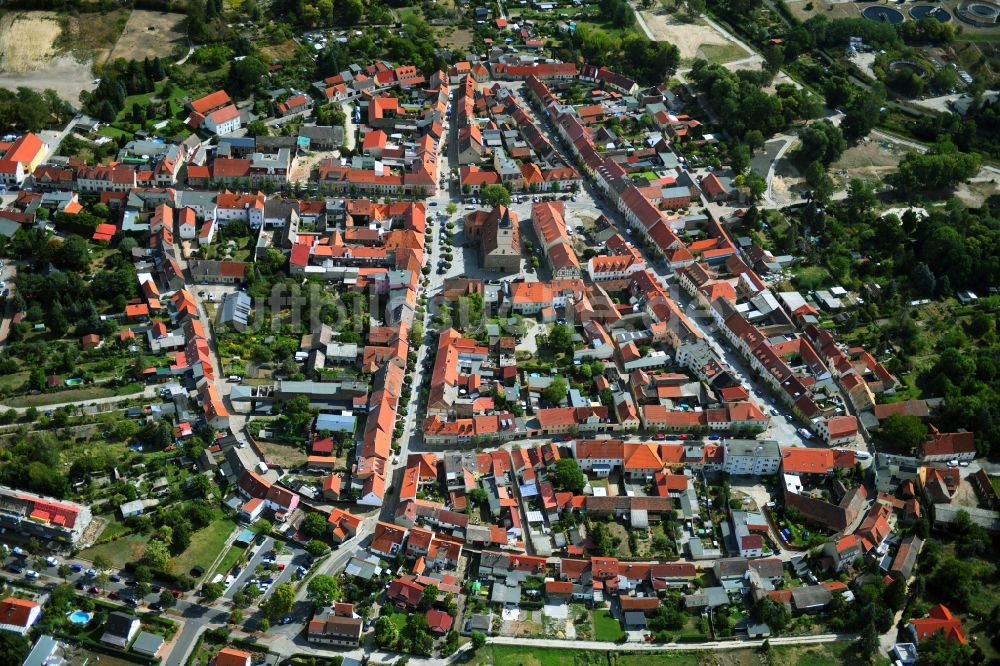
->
left=106, top=10, right=188, bottom=63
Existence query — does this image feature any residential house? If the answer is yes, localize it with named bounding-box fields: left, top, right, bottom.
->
left=0, top=598, right=40, bottom=636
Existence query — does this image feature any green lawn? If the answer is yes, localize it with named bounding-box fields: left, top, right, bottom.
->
left=471, top=643, right=858, bottom=666
left=212, top=545, right=246, bottom=578
left=470, top=644, right=607, bottom=666
left=5, top=383, right=145, bottom=407
left=387, top=611, right=408, bottom=633
left=170, top=518, right=237, bottom=576
left=79, top=533, right=151, bottom=569
left=617, top=654, right=704, bottom=666
left=591, top=610, right=624, bottom=642
left=0, top=371, right=29, bottom=392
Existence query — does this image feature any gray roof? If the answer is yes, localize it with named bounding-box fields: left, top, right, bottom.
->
left=22, top=635, right=59, bottom=666
left=218, top=291, right=251, bottom=328
left=491, top=582, right=521, bottom=605
left=726, top=439, right=780, bottom=458
left=131, top=630, right=164, bottom=656
left=299, top=124, right=345, bottom=144
left=345, top=554, right=381, bottom=580
left=623, top=611, right=646, bottom=627
left=791, top=585, right=832, bottom=610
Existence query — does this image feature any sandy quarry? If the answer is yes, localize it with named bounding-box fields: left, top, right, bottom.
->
left=0, top=11, right=98, bottom=106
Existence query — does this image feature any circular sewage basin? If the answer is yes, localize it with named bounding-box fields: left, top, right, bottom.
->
left=910, top=4, right=952, bottom=20
left=863, top=5, right=906, bottom=23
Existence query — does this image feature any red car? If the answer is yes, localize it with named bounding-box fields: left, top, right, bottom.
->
left=653, top=432, right=666, bottom=440
left=276, top=563, right=286, bottom=571
left=108, top=590, right=120, bottom=600
left=89, top=586, right=102, bottom=595
left=170, top=589, right=182, bottom=598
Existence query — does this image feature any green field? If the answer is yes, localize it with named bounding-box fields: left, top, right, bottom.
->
left=471, top=645, right=607, bottom=666
left=212, top=545, right=246, bottom=578
left=80, top=533, right=151, bottom=569
left=472, top=643, right=854, bottom=666
left=592, top=610, right=624, bottom=642
left=4, top=383, right=145, bottom=407
left=170, top=518, right=237, bottom=575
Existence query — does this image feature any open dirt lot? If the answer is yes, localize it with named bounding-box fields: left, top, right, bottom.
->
left=786, top=0, right=861, bottom=23
left=830, top=138, right=912, bottom=187
left=106, top=10, right=187, bottom=63
left=0, top=10, right=111, bottom=105
left=0, top=11, right=61, bottom=72
left=640, top=11, right=750, bottom=61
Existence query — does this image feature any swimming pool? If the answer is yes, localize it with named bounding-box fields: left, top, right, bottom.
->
left=67, top=610, right=93, bottom=625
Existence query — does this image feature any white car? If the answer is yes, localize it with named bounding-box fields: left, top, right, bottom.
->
left=44, top=557, right=58, bottom=567
left=25, top=570, right=38, bottom=579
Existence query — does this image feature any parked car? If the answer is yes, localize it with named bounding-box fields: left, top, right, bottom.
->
left=6, top=564, right=22, bottom=574
left=44, top=557, right=58, bottom=567
left=149, top=602, right=163, bottom=612
left=89, top=586, right=101, bottom=595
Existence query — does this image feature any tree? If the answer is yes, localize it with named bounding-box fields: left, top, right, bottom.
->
left=227, top=57, right=268, bottom=98
left=468, top=487, right=489, bottom=508
left=542, top=377, right=568, bottom=406
left=804, top=161, right=834, bottom=202
left=552, top=458, right=586, bottom=494
left=842, top=89, right=883, bottom=141
left=253, top=518, right=273, bottom=536
left=0, top=633, right=29, bottom=665
left=823, top=76, right=854, bottom=109
left=877, top=414, right=928, bottom=454
left=730, top=144, right=751, bottom=175
left=307, top=574, right=343, bottom=606
left=202, top=581, right=225, bottom=601
left=546, top=324, right=573, bottom=353
left=909, top=263, right=937, bottom=298
left=421, top=583, right=439, bottom=609
left=56, top=236, right=89, bottom=271
left=471, top=630, right=487, bottom=650
left=374, top=615, right=399, bottom=647
left=890, top=146, right=981, bottom=194
left=798, top=120, right=847, bottom=166
left=245, top=119, right=269, bottom=137
left=92, top=554, right=112, bottom=571
left=230, top=608, right=243, bottom=625
left=261, top=583, right=295, bottom=619
left=302, top=512, right=328, bottom=539
left=858, top=621, right=879, bottom=661
left=446, top=202, right=457, bottom=215
left=753, top=597, right=790, bottom=632
left=917, top=630, right=974, bottom=666
left=141, top=540, right=171, bottom=571
left=159, top=589, right=177, bottom=608
left=845, top=178, right=877, bottom=216
left=480, top=184, right=511, bottom=208
left=258, top=618, right=270, bottom=632
left=305, top=539, right=331, bottom=557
